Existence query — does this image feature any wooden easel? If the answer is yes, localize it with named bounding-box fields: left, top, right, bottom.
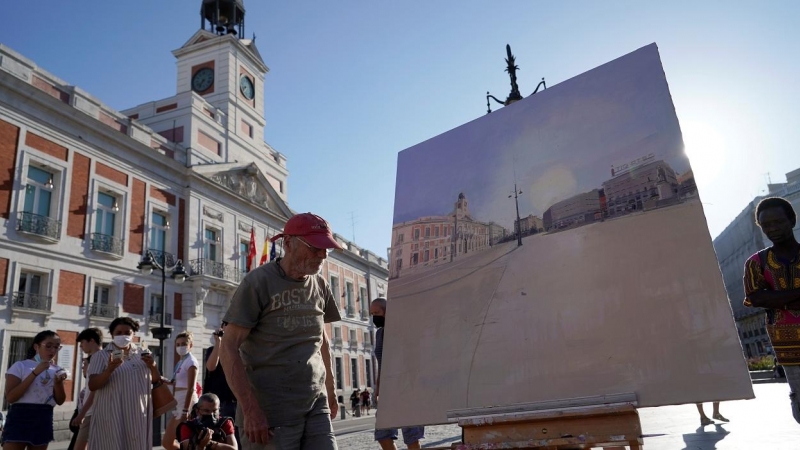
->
left=437, top=393, right=643, bottom=450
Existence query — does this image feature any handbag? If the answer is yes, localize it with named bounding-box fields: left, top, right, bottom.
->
left=152, top=380, right=177, bottom=417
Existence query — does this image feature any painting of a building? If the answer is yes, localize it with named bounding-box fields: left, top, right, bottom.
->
left=389, top=192, right=505, bottom=279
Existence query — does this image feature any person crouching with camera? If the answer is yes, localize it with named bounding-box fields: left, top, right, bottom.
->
left=178, top=393, right=237, bottom=450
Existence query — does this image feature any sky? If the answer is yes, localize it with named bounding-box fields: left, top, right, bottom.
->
left=2, top=1, right=799, bottom=256
left=393, top=43, right=691, bottom=229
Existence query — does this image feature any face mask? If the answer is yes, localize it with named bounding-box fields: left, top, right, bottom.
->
left=199, top=413, right=218, bottom=428
left=34, top=354, right=42, bottom=363
left=372, top=316, right=385, bottom=328
left=176, top=346, right=190, bottom=356
left=113, top=335, right=132, bottom=348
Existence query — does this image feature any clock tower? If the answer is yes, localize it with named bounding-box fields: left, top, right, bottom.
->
left=123, top=0, right=288, bottom=200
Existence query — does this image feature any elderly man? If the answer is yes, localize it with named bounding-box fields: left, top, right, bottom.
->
left=221, top=213, right=342, bottom=449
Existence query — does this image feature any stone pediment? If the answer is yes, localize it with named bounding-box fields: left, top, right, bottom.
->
left=197, top=162, right=291, bottom=218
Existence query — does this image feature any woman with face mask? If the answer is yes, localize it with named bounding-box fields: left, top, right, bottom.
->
left=86, top=317, right=163, bottom=450
left=162, top=331, right=198, bottom=450
left=1, top=330, right=67, bottom=449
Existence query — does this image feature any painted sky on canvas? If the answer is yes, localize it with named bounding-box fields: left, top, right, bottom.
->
left=2, top=2, right=799, bottom=254
left=393, top=44, right=690, bottom=229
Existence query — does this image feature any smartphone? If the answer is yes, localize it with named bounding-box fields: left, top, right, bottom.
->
left=111, top=349, right=124, bottom=360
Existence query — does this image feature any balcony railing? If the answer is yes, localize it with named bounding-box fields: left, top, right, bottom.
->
left=348, top=341, right=359, bottom=351
left=17, top=212, right=60, bottom=240
left=360, top=310, right=370, bottom=321
left=189, top=259, right=243, bottom=283
left=148, top=312, right=173, bottom=326
left=90, top=233, right=125, bottom=257
left=89, top=303, right=116, bottom=319
left=148, top=249, right=175, bottom=267
left=11, top=291, right=52, bottom=312
left=333, top=337, right=343, bottom=347
left=346, top=306, right=356, bottom=318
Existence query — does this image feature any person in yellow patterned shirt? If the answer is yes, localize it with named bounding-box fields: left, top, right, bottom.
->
left=743, top=197, right=800, bottom=424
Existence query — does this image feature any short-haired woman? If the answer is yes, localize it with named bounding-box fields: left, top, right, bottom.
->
left=87, top=317, right=164, bottom=450
left=2, top=330, right=67, bottom=449
left=162, top=331, right=199, bottom=450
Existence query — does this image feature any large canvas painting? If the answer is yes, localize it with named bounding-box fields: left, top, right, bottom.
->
left=378, top=43, right=754, bottom=429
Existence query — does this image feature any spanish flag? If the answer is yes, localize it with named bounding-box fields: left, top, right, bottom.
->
left=259, top=236, right=270, bottom=265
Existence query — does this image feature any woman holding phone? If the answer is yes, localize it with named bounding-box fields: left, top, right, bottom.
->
left=1, top=330, right=67, bottom=449
left=87, top=317, right=164, bottom=450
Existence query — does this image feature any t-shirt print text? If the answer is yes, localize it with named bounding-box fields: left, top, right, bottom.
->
left=269, top=287, right=318, bottom=312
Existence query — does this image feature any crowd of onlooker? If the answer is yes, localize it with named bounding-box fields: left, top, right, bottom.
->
left=0, top=319, right=239, bottom=450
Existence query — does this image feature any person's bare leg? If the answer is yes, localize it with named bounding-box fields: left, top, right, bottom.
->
left=3, top=443, right=29, bottom=450
left=162, top=416, right=181, bottom=450
left=378, top=439, right=397, bottom=450
left=696, top=403, right=713, bottom=425
left=712, top=402, right=729, bottom=422
left=407, top=441, right=421, bottom=450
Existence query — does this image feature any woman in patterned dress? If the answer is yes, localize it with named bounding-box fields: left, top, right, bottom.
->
left=87, top=317, right=164, bottom=450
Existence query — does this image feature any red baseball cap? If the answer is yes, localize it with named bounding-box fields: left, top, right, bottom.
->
left=271, top=213, right=343, bottom=250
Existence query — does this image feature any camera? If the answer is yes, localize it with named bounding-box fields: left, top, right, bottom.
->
left=213, top=330, right=224, bottom=337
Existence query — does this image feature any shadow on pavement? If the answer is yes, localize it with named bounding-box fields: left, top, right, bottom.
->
left=682, top=423, right=729, bottom=450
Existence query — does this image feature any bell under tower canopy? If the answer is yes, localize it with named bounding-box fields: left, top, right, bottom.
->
left=201, top=0, right=245, bottom=37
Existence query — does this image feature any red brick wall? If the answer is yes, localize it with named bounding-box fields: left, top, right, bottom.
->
left=0, top=119, right=20, bottom=219
left=55, top=330, right=78, bottom=401
left=129, top=178, right=146, bottom=254
left=95, top=161, right=128, bottom=186
left=32, top=75, right=69, bottom=104
left=0, top=257, right=8, bottom=295
left=67, top=153, right=90, bottom=239
left=178, top=198, right=186, bottom=260
left=122, top=282, right=144, bottom=314
left=156, top=103, right=177, bottom=113
left=150, top=186, right=176, bottom=206
left=158, top=126, right=184, bottom=144
left=99, top=112, right=127, bottom=134
left=57, top=270, right=85, bottom=306
left=174, top=293, right=182, bottom=321
left=25, top=132, right=67, bottom=161
left=197, top=130, right=220, bottom=156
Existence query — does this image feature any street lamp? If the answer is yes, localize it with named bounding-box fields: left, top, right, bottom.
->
left=509, top=184, right=523, bottom=247
left=486, top=44, right=547, bottom=114
left=136, top=250, right=187, bottom=373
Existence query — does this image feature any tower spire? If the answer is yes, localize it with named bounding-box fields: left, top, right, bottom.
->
left=200, top=0, right=246, bottom=37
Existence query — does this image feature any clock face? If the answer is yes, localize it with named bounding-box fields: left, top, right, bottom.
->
left=192, top=68, right=214, bottom=93
left=239, top=75, right=255, bottom=100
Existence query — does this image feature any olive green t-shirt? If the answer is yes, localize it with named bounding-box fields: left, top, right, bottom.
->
left=223, top=260, right=341, bottom=427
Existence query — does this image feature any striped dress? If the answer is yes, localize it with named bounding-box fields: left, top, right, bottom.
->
left=87, top=343, right=152, bottom=450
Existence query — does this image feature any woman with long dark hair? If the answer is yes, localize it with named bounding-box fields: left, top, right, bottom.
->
left=1, top=330, right=67, bottom=449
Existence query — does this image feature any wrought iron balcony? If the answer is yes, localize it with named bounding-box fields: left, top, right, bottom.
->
left=90, top=233, right=124, bottom=257
left=189, top=259, right=243, bottom=283
left=17, top=212, right=60, bottom=240
left=11, top=291, right=52, bottom=312
left=346, top=306, right=356, bottom=318
left=348, top=341, right=359, bottom=351
left=89, top=303, right=116, bottom=319
left=148, top=312, right=173, bottom=326
left=333, top=337, right=343, bottom=347
left=148, top=249, right=175, bottom=267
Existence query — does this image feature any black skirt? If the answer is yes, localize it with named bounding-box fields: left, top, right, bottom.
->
left=0, top=403, right=54, bottom=446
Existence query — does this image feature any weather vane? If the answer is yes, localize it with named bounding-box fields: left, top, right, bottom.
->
left=486, top=44, right=547, bottom=114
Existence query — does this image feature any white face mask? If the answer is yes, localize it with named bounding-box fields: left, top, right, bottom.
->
left=113, top=335, right=132, bottom=348
left=176, top=346, right=190, bottom=356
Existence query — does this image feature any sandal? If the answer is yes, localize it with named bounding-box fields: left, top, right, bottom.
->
left=700, top=417, right=714, bottom=425
left=712, top=413, right=729, bottom=422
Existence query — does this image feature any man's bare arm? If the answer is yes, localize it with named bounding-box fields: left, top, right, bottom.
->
left=321, top=329, right=339, bottom=418
left=219, top=324, right=257, bottom=412
left=746, top=289, right=800, bottom=309
left=206, top=344, right=221, bottom=372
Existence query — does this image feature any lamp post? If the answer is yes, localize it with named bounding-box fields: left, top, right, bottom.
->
left=509, top=184, right=523, bottom=247
left=136, top=250, right=187, bottom=373
left=486, top=44, right=547, bottom=114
